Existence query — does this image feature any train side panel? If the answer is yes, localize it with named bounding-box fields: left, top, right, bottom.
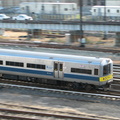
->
left=63, top=62, right=100, bottom=85
left=0, top=49, right=113, bottom=90
left=0, top=55, right=54, bottom=79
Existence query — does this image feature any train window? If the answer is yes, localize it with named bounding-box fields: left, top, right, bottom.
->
left=0, top=60, right=3, bottom=65
left=41, top=5, right=45, bottom=11
left=93, top=9, right=96, bottom=12
left=94, top=69, right=98, bottom=75
left=107, top=9, right=110, bottom=13
left=54, top=63, right=58, bottom=71
left=72, top=8, right=75, bottom=11
left=36, top=64, right=45, bottom=69
left=27, top=63, right=45, bottom=69
left=64, top=8, right=68, bottom=11
left=71, top=68, right=92, bottom=75
left=6, top=61, right=24, bottom=67
left=60, top=64, right=63, bottom=71
left=103, top=64, right=111, bottom=76
left=27, top=63, right=35, bottom=68
left=117, top=10, right=119, bottom=13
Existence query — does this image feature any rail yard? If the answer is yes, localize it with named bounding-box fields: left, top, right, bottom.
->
left=0, top=41, right=119, bottom=119
left=0, top=0, right=120, bottom=119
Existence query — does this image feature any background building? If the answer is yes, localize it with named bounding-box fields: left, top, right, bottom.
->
left=0, top=0, right=105, bottom=8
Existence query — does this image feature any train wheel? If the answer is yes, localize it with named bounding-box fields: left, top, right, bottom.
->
left=85, top=84, right=93, bottom=91
left=67, top=83, right=74, bottom=90
left=73, top=82, right=79, bottom=90
left=27, top=77, right=31, bottom=81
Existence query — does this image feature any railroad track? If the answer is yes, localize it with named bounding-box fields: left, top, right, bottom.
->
left=0, top=104, right=119, bottom=120
left=0, top=41, right=120, bottom=54
left=110, top=64, right=120, bottom=91
left=0, top=83, right=119, bottom=120
left=113, top=64, right=120, bottom=81
left=0, top=108, right=99, bottom=120
left=0, top=82, right=120, bottom=101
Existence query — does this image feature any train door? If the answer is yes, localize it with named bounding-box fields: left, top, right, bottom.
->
left=53, top=5, right=57, bottom=14
left=54, top=62, right=64, bottom=79
left=98, top=7, right=102, bottom=16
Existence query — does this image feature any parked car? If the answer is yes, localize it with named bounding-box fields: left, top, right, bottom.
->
left=12, top=14, right=33, bottom=20
left=0, top=14, right=10, bottom=20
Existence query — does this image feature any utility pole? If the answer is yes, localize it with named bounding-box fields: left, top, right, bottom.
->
left=79, top=0, right=85, bottom=47
left=103, top=0, right=106, bottom=21
left=79, top=0, right=83, bottom=37
left=103, top=0, right=107, bottom=40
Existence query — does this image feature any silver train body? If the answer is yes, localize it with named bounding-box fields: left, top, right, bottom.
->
left=91, top=6, right=120, bottom=17
left=0, top=49, right=113, bottom=90
left=20, top=2, right=77, bottom=15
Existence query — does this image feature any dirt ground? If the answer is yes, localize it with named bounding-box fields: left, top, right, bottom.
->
left=2, top=30, right=115, bottom=47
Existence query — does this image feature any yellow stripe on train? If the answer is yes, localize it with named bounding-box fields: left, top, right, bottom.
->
left=99, top=74, right=113, bottom=82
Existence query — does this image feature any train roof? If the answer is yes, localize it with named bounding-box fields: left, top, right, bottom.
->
left=21, top=2, right=76, bottom=5
left=0, top=49, right=112, bottom=65
left=92, top=6, right=120, bottom=8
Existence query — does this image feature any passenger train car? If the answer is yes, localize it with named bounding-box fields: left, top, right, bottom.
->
left=91, top=6, right=120, bottom=17
left=20, top=2, right=77, bottom=15
left=0, top=49, right=113, bottom=90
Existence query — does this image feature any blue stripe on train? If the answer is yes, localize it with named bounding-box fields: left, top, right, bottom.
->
left=0, top=66, right=99, bottom=81
left=64, top=74, right=99, bottom=81
left=0, top=66, right=53, bottom=76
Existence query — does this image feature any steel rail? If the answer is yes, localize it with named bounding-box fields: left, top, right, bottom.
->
left=1, top=19, right=120, bottom=25
left=0, top=83, right=120, bottom=100
left=0, top=41, right=120, bottom=54
left=0, top=108, right=119, bottom=120
left=113, top=65, right=120, bottom=80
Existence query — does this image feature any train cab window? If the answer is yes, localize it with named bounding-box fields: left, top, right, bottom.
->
left=103, top=64, right=111, bottom=76
left=71, top=68, right=92, bottom=75
left=94, top=69, right=98, bottom=75
left=27, top=63, right=45, bottom=69
left=6, top=61, right=24, bottom=67
left=0, top=60, right=3, bottom=65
